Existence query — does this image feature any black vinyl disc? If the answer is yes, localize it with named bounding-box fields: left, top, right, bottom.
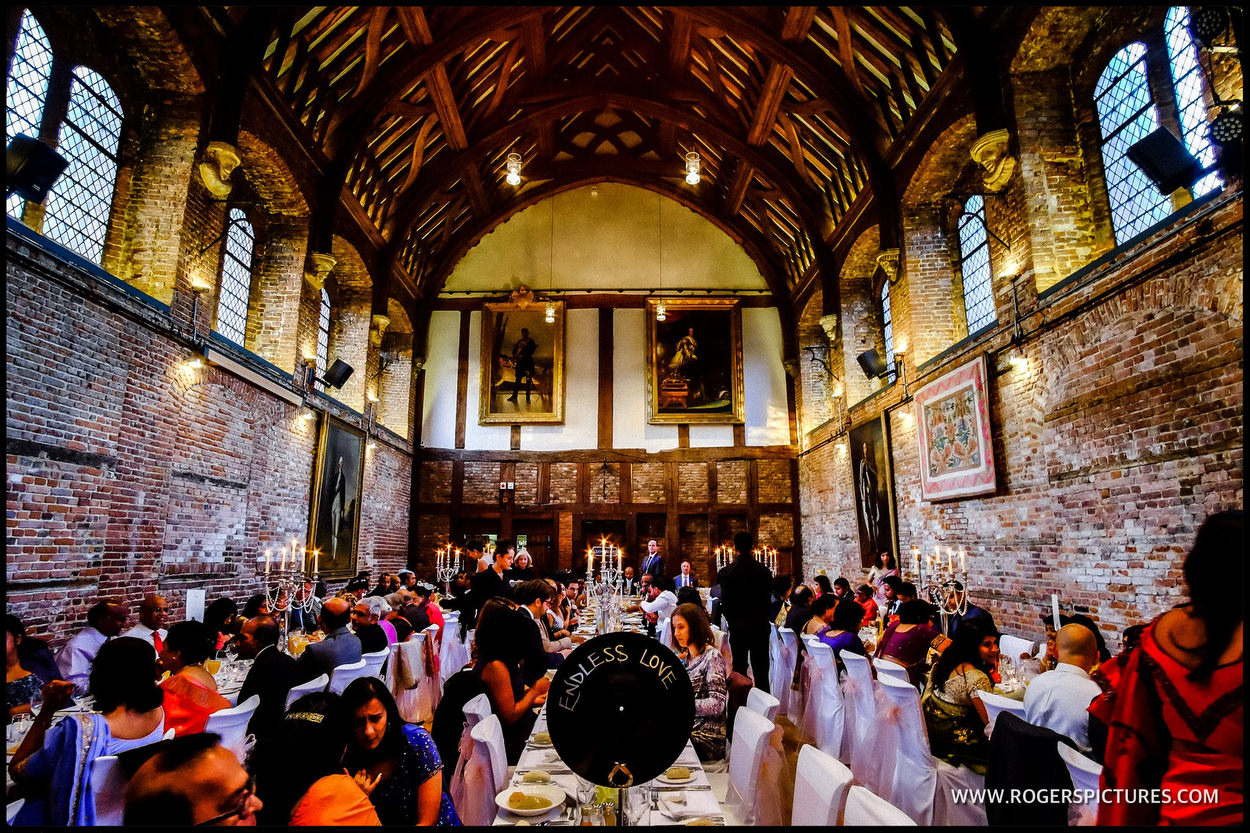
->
left=546, top=632, right=694, bottom=786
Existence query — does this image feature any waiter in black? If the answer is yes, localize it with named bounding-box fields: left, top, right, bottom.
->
left=716, top=531, right=772, bottom=692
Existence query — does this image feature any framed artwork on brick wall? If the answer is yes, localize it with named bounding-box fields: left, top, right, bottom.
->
left=913, top=353, right=998, bottom=501
left=480, top=299, right=565, bottom=424
left=309, top=415, right=365, bottom=577
left=849, top=413, right=899, bottom=570
left=645, top=298, right=744, bottom=424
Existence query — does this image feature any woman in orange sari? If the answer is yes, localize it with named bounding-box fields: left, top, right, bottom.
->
left=1099, top=510, right=1243, bottom=825
left=159, top=620, right=231, bottom=736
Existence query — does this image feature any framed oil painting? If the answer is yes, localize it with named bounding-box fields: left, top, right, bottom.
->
left=913, top=353, right=997, bottom=501
left=849, top=414, right=899, bottom=570
left=480, top=300, right=565, bottom=424
left=308, top=415, right=365, bottom=578
left=645, top=298, right=744, bottom=424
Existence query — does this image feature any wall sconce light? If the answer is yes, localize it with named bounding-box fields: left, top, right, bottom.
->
left=684, top=151, right=701, bottom=185
left=1008, top=345, right=1028, bottom=370
left=655, top=300, right=667, bottom=322
left=299, top=406, right=316, bottom=422
left=366, top=441, right=377, bottom=452
left=185, top=354, right=205, bottom=370
left=505, top=152, right=522, bottom=187
left=545, top=301, right=556, bottom=324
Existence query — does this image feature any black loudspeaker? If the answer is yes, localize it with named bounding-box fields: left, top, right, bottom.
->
left=6, top=135, right=68, bottom=204
left=323, top=359, right=354, bottom=389
left=1126, top=128, right=1203, bottom=195
left=857, top=349, right=888, bottom=379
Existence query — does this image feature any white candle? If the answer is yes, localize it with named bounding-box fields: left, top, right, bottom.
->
left=279, top=549, right=287, bottom=570
left=313, top=551, right=318, bottom=576
left=959, top=550, right=966, bottom=573
left=265, top=550, right=271, bottom=574
left=1051, top=594, right=1061, bottom=632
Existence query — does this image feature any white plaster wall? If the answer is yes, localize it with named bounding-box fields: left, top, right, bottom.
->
left=462, top=311, right=512, bottom=451
left=421, top=310, right=461, bottom=448
left=613, top=309, right=679, bottom=452
left=522, top=309, right=599, bottom=450
left=689, top=426, right=735, bottom=447
left=743, top=307, right=791, bottom=446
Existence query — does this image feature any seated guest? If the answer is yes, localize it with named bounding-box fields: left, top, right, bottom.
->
left=880, top=575, right=903, bottom=621
left=812, top=574, right=834, bottom=599
left=410, top=583, right=445, bottom=647
left=546, top=580, right=575, bottom=632
left=397, top=569, right=417, bottom=592
left=674, top=561, right=699, bottom=589
left=11, top=618, right=62, bottom=694
left=367, top=574, right=393, bottom=598
left=1024, top=623, right=1103, bottom=753
left=236, top=615, right=296, bottom=743
left=515, top=579, right=569, bottom=682
left=203, top=597, right=239, bottom=652
left=55, top=598, right=129, bottom=694
left=123, top=594, right=170, bottom=654
left=854, top=584, right=879, bottom=627
left=921, top=621, right=999, bottom=774
left=802, top=594, right=833, bottom=636
left=10, top=638, right=165, bottom=825
left=1086, top=623, right=1146, bottom=761
left=897, top=581, right=917, bottom=605
left=294, top=579, right=323, bottom=632
left=815, top=598, right=868, bottom=673
left=6, top=614, right=60, bottom=718
left=875, top=600, right=948, bottom=687
left=942, top=583, right=995, bottom=639
left=382, top=593, right=415, bottom=643
left=636, top=575, right=678, bottom=638
left=832, top=577, right=854, bottom=604
left=159, top=620, right=231, bottom=735
left=342, top=677, right=462, bottom=825
left=123, top=732, right=264, bottom=825
left=771, top=575, right=795, bottom=626
left=676, top=585, right=702, bottom=609
left=670, top=603, right=728, bottom=762
left=620, top=566, right=640, bottom=595
left=294, top=597, right=362, bottom=684
left=351, top=597, right=391, bottom=655
left=253, top=692, right=381, bottom=826
left=241, top=593, right=272, bottom=619
left=476, top=598, right=550, bottom=763
left=783, top=585, right=815, bottom=633
left=507, top=550, right=537, bottom=583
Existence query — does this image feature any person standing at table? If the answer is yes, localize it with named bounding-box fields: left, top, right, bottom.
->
left=123, top=594, right=170, bottom=655
left=641, top=539, right=664, bottom=581
left=55, top=599, right=129, bottom=694
left=717, top=531, right=773, bottom=692
left=674, top=561, right=699, bottom=589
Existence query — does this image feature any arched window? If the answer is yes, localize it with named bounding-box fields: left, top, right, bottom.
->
left=5, top=10, right=54, bottom=219
left=213, top=208, right=255, bottom=346
left=958, top=195, right=996, bottom=335
left=880, top=280, right=896, bottom=382
left=1165, top=7, right=1221, bottom=197
left=316, top=288, right=331, bottom=392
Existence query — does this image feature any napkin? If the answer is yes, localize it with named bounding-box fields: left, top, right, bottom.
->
left=659, top=792, right=721, bottom=820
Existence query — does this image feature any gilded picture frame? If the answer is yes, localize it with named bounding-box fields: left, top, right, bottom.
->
left=645, top=298, right=744, bottom=424
left=479, top=299, right=565, bottom=424
left=308, top=414, right=365, bottom=578
left=849, top=413, right=899, bottom=570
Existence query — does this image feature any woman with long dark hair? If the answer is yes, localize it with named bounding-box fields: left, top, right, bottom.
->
left=921, top=620, right=999, bottom=774
left=158, top=620, right=231, bottom=735
left=669, top=603, right=728, bottom=761
left=868, top=551, right=900, bottom=611
left=203, top=597, right=239, bottom=652
left=1099, top=510, right=1243, bottom=825
left=342, top=677, right=461, bottom=825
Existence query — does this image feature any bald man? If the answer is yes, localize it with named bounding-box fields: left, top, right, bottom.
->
left=124, top=733, right=263, bottom=825
left=56, top=599, right=129, bottom=694
left=123, top=594, right=170, bottom=654
left=1023, top=622, right=1103, bottom=752
left=292, top=596, right=361, bottom=684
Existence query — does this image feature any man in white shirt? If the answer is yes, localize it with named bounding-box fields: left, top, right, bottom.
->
left=122, top=594, right=169, bottom=654
left=56, top=599, right=129, bottom=694
left=635, top=576, right=678, bottom=638
left=1023, top=623, right=1103, bottom=752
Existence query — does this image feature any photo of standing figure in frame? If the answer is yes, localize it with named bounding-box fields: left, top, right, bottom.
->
left=849, top=415, right=899, bottom=570
left=479, top=300, right=565, bottom=424
left=309, top=415, right=365, bottom=577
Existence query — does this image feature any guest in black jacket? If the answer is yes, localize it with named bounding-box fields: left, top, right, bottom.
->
left=716, top=531, right=773, bottom=692
left=235, top=616, right=296, bottom=742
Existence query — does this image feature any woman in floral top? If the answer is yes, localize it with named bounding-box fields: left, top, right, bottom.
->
left=670, top=603, right=729, bottom=761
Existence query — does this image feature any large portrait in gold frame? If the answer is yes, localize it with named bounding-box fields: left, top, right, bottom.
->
left=308, top=414, right=365, bottom=578
left=479, top=299, right=565, bottom=424
left=645, top=298, right=744, bottom=424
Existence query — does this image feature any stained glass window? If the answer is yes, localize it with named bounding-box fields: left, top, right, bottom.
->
left=1165, top=6, right=1221, bottom=197
left=881, top=280, right=896, bottom=382
left=5, top=10, right=54, bottom=219
left=316, top=289, right=331, bottom=392
left=214, top=209, right=255, bottom=346
left=958, top=196, right=997, bottom=335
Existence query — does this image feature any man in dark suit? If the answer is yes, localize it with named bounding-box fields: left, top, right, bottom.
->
left=640, top=539, right=664, bottom=581
left=673, top=560, right=699, bottom=590
left=293, top=597, right=361, bottom=684
left=716, top=531, right=773, bottom=692
left=514, top=579, right=566, bottom=685
left=235, top=616, right=296, bottom=740
left=470, top=539, right=514, bottom=626
left=620, top=566, right=641, bottom=595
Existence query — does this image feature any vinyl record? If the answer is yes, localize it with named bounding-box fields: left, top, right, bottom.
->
left=546, top=632, right=694, bottom=786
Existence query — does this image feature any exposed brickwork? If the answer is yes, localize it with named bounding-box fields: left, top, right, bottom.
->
left=678, top=515, right=711, bottom=580
left=463, top=462, right=501, bottom=504
left=677, top=463, right=708, bottom=504
left=716, top=461, right=747, bottom=504
left=515, top=463, right=539, bottom=506
left=418, top=461, right=453, bottom=504
left=589, top=462, right=621, bottom=504
left=631, top=463, right=666, bottom=503
left=796, top=289, right=835, bottom=439
left=757, top=460, right=792, bottom=504
left=548, top=463, right=580, bottom=504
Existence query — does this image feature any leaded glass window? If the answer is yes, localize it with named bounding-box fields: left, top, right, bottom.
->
left=213, top=209, right=255, bottom=345
left=958, top=196, right=996, bottom=335
left=41, top=66, right=122, bottom=264
left=316, top=289, right=331, bottom=392
left=1165, top=6, right=1221, bottom=197
left=881, top=280, right=896, bottom=382
left=5, top=10, right=53, bottom=219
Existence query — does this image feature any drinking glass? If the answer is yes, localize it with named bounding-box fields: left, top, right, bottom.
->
left=623, top=785, right=649, bottom=825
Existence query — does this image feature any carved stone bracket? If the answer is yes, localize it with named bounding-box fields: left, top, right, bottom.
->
left=198, top=141, right=242, bottom=199
left=819, top=313, right=839, bottom=345
left=304, top=252, right=336, bottom=290
left=510, top=284, right=535, bottom=307
left=370, top=314, right=390, bottom=345
left=970, top=129, right=1016, bottom=192
left=876, top=249, right=901, bottom=283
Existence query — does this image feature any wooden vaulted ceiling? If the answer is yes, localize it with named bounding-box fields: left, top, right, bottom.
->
left=242, top=6, right=959, bottom=304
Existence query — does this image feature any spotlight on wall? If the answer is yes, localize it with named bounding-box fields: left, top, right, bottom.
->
left=856, top=348, right=889, bottom=380
left=5, top=135, right=68, bottom=203
left=1126, top=128, right=1205, bottom=195
left=1190, top=6, right=1231, bottom=48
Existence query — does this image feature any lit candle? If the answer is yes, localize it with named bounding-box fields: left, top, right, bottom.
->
left=947, top=549, right=953, bottom=573
left=587, top=549, right=593, bottom=575
left=313, top=550, right=318, bottom=576
left=265, top=549, right=271, bottom=575
left=959, top=550, right=966, bottom=573
left=1051, top=593, right=1061, bottom=632
left=617, top=550, right=622, bottom=572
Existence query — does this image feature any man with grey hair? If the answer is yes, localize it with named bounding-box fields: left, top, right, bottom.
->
left=397, top=569, right=417, bottom=592
left=351, top=596, right=390, bottom=654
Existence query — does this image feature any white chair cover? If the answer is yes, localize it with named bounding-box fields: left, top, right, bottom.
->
left=999, top=634, right=1038, bottom=661
left=89, top=755, right=125, bottom=826
left=447, top=694, right=495, bottom=825
left=454, top=714, right=507, bottom=827
left=419, top=624, right=443, bottom=715
left=973, top=689, right=1026, bottom=737
left=801, top=642, right=846, bottom=760
left=791, top=743, right=853, bottom=826
left=876, top=674, right=987, bottom=826
left=464, top=693, right=493, bottom=729
left=722, top=706, right=774, bottom=826
left=285, top=673, right=329, bottom=709
left=874, top=656, right=912, bottom=686
left=6, top=799, right=23, bottom=825
left=328, top=658, right=368, bottom=694
left=440, top=615, right=470, bottom=683
left=360, top=648, right=389, bottom=679
left=778, top=627, right=799, bottom=720
left=1057, top=742, right=1103, bottom=826
left=839, top=652, right=882, bottom=781
left=767, top=625, right=788, bottom=700
left=745, top=687, right=781, bottom=722
left=843, top=785, right=917, bottom=825
left=658, top=616, right=673, bottom=649
left=204, top=693, right=260, bottom=764
left=388, top=633, right=433, bottom=723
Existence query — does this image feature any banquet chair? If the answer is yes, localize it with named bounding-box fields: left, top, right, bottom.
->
left=876, top=673, right=987, bottom=826
left=463, top=693, right=493, bottom=730
left=778, top=627, right=799, bottom=720
left=5, top=799, right=23, bottom=825
left=89, top=755, right=126, bottom=825
left=791, top=743, right=854, bottom=826
left=447, top=694, right=495, bottom=824
left=455, top=714, right=508, bottom=826
left=842, top=785, right=917, bottom=825
left=440, top=614, right=470, bottom=683
left=658, top=616, right=673, bottom=648
left=999, top=633, right=1038, bottom=662
left=975, top=689, right=1026, bottom=737
left=1057, top=742, right=1103, bottom=825
left=360, top=647, right=389, bottom=680
left=801, top=642, right=847, bottom=759
left=204, top=694, right=260, bottom=764
left=873, top=657, right=912, bottom=686
left=767, top=625, right=790, bottom=706
left=721, top=706, right=774, bottom=826
left=744, top=687, right=781, bottom=722
left=328, top=658, right=369, bottom=694
left=839, top=652, right=881, bottom=780
left=285, top=673, right=329, bottom=709
left=419, top=624, right=444, bottom=713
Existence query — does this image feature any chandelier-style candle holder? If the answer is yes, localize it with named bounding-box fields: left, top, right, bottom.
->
left=915, top=545, right=969, bottom=635
left=260, top=538, right=318, bottom=655
left=434, top=545, right=459, bottom=598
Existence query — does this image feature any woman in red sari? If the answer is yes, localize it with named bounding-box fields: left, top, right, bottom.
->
left=1099, top=510, right=1243, bottom=825
left=159, top=620, right=231, bottom=736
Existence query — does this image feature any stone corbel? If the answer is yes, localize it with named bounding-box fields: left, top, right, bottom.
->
left=510, top=284, right=535, bottom=308
left=970, top=129, right=1016, bottom=192
left=198, top=141, right=242, bottom=199
left=876, top=249, right=901, bottom=284
left=819, top=314, right=839, bottom=345
left=304, top=253, right=336, bottom=290
left=370, top=314, right=390, bottom=346
left=412, top=355, right=426, bottom=374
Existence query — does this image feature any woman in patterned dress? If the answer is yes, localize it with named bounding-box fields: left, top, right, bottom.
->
left=670, top=603, right=729, bottom=762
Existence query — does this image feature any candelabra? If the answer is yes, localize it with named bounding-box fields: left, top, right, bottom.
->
left=260, top=539, right=318, bottom=655
left=914, top=546, right=970, bottom=635
left=434, top=545, right=459, bottom=598
left=715, top=544, right=780, bottom=574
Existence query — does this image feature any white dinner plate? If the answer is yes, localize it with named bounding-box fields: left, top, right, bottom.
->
left=656, top=769, right=696, bottom=785
left=495, top=784, right=565, bottom=817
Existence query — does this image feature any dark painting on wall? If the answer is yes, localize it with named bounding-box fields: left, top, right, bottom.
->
left=849, top=414, right=899, bottom=570
left=645, top=298, right=744, bottom=424
left=480, top=299, right=565, bottom=424
left=309, top=415, right=364, bottom=578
